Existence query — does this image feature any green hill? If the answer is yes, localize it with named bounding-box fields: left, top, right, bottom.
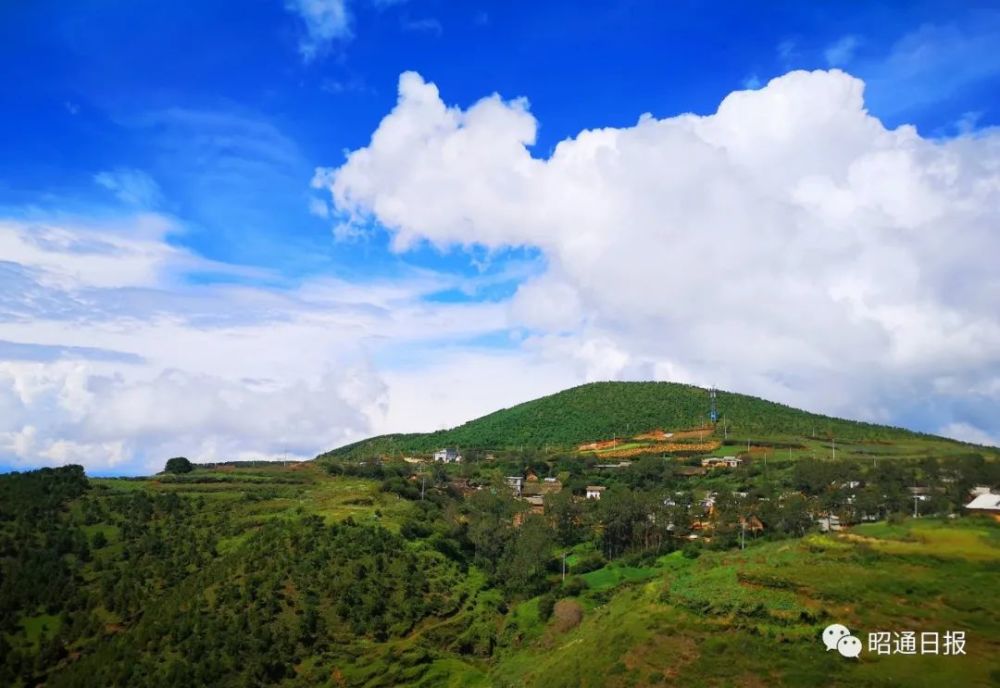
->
left=319, top=381, right=950, bottom=460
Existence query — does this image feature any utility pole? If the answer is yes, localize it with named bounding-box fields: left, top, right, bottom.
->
left=562, top=552, right=567, bottom=582
left=832, top=437, right=836, bottom=461
left=421, top=474, right=426, bottom=501
left=740, top=518, right=746, bottom=550
left=913, top=493, right=919, bottom=518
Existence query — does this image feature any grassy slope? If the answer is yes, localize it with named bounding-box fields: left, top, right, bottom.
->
left=491, top=518, right=1000, bottom=688
left=319, top=381, right=973, bottom=461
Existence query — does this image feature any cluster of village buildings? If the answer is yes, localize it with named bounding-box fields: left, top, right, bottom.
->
left=419, top=447, right=1000, bottom=530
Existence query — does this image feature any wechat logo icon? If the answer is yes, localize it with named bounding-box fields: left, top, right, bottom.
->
left=823, top=623, right=862, bottom=658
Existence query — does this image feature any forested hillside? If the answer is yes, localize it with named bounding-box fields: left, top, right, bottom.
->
left=320, top=381, right=945, bottom=460
left=2, top=451, right=998, bottom=686
left=0, top=465, right=476, bottom=687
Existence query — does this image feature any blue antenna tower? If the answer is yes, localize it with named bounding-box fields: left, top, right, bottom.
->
left=709, top=387, right=718, bottom=423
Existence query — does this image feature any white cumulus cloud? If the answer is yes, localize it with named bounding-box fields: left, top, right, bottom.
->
left=314, top=69, right=1000, bottom=445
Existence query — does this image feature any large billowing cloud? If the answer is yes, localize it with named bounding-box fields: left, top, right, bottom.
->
left=315, top=69, right=1000, bottom=444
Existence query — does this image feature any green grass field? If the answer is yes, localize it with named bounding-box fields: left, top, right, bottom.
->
left=491, top=517, right=1000, bottom=687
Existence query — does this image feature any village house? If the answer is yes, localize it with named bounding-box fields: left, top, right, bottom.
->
left=699, top=493, right=717, bottom=517
left=585, top=485, right=606, bottom=500
left=433, top=447, right=462, bottom=463
left=506, top=476, right=524, bottom=496
left=817, top=513, right=842, bottom=532
left=701, top=456, right=742, bottom=469
left=908, top=486, right=944, bottom=502
left=739, top=515, right=765, bottom=534
left=965, top=492, right=1000, bottom=521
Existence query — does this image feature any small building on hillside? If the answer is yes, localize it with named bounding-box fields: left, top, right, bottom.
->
left=739, top=515, right=765, bottom=534
left=965, top=492, right=1000, bottom=521
left=701, top=456, right=742, bottom=469
left=433, top=448, right=462, bottom=463
left=970, top=485, right=994, bottom=498
left=817, top=513, right=842, bottom=532
left=506, top=476, right=524, bottom=496
left=585, top=485, right=606, bottom=500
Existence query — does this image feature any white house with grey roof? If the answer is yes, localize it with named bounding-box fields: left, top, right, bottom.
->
left=433, top=448, right=462, bottom=463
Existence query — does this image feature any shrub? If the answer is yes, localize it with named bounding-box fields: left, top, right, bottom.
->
left=572, top=551, right=606, bottom=574
left=563, top=576, right=587, bottom=596
left=682, top=542, right=702, bottom=559
left=538, top=594, right=556, bottom=622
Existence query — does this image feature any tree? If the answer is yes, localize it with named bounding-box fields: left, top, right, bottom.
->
left=598, top=488, right=650, bottom=558
left=498, top=514, right=555, bottom=595
left=544, top=490, right=583, bottom=546
left=164, top=457, right=193, bottom=474
left=466, top=483, right=518, bottom=575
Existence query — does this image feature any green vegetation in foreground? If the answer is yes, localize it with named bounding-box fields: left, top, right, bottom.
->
left=492, top=518, right=1000, bottom=688
left=2, top=454, right=998, bottom=687
left=318, top=381, right=985, bottom=461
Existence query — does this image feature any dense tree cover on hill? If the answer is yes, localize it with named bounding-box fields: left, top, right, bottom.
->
left=319, top=382, right=945, bottom=460
left=0, top=467, right=464, bottom=687
left=48, top=518, right=463, bottom=687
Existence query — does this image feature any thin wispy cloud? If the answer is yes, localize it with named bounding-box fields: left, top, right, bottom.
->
left=858, top=14, right=1000, bottom=117
left=824, top=35, right=861, bottom=66
left=94, top=169, right=163, bottom=208
left=0, top=211, right=539, bottom=472
left=401, top=16, right=443, bottom=36
left=285, top=0, right=353, bottom=61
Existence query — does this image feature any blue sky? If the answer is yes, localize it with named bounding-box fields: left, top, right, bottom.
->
left=1, top=1, right=999, bottom=474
